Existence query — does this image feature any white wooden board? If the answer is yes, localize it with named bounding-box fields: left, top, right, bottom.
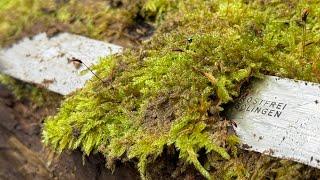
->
left=0, top=33, right=122, bottom=95
left=229, top=75, right=320, bottom=168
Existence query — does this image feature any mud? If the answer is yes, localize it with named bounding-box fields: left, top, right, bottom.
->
left=0, top=84, right=139, bottom=180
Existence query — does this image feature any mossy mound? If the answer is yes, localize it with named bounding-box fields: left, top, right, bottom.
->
left=42, top=0, right=320, bottom=179
left=0, top=0, right=163, bottom=104
left=2, top=0, right=320, bottom=179
left=0, top=0, right=166, bottom=47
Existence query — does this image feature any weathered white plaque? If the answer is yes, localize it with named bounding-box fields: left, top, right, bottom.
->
left=229, top=75, right=320, bottom=168
left=0, top=33, right=122, bottom=95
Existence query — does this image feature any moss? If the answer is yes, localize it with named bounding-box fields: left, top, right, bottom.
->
left=42, top=0, right=320, bottom=179
left=0, top=0, right=164, bottom=104
left=2, top=0, right=320, bottom=179
left=0, top=0, right=167, bottom=47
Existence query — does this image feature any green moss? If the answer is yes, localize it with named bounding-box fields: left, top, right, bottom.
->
left=0, top=0, right=164, bottom=105
left=42, top=0, right=320, bottom=179
left=2, top=0, right=320, bottom=179
left=0, top=0, right=167, bottom=47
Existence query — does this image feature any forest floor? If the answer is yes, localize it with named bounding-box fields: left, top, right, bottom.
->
left=0, top=83, right=140, bottom=179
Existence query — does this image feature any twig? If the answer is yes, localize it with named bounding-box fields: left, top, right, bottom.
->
left=226, top=0, right=230, bottom=16
left=301, top=8, right=309, bottom=58
left=68, top=57, right=107, bottom=86
left=192, top=67, right=217, bottom=85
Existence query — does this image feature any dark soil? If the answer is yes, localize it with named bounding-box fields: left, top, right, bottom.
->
left=0, top=84, right=139, bottom=180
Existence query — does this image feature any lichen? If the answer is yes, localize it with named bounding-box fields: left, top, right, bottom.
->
left=2, top=0, right=320, bottom=179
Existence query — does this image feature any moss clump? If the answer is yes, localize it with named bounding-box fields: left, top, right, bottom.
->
left=0, top=0, right=167, bottom=105
left=0, top=0, right=170, bottom=47
left=42, top=0, right=320, bottom=179
left=1, top=0, right=318, bottom=179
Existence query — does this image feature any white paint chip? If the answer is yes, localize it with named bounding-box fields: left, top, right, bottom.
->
left=0, top=33, right=122, bottom=95
left=228, top=75, right=320, bottom=168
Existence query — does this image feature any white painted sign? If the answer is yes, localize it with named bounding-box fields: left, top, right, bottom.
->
left=229, top=75, right=320, bottom=168
left=0, top=33, right=122, bottom=95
